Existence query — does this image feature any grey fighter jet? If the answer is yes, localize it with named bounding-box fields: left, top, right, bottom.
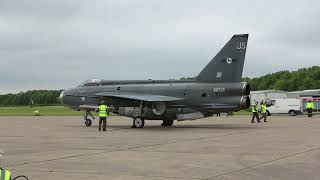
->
left=60, top=34, right=251, bottom=128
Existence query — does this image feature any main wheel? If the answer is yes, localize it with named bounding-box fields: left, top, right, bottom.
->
left=85, top=119, right=92, bottom=127
left=161, top=120, right=174, bottom=127
left=132, top=118, right=145, bottom=128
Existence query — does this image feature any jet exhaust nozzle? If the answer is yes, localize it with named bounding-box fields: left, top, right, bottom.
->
left=242, top=82, right=250, bottom=96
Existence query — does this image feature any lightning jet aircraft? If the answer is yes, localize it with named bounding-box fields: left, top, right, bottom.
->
left=60, top=34, right=251, bottom=128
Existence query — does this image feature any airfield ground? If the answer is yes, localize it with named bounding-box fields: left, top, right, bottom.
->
left=0, top=115, right=320, bottom=180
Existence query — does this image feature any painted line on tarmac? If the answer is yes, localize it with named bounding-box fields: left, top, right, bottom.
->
left=203, top=146, right=320, bottom=180
left=13, top=169, right=201, bottom=179
left=8, top=131, right=249, bottom=168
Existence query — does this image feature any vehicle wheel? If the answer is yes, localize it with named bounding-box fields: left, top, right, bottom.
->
left=289, top=110, right=296, bottom=116
left=161, top=120, right=174, bottom=127
left=266, top=110, right=271, bottom=116
left=133, top=118, right=145, bottom=128
left=85, top=119, right=92, bottom=127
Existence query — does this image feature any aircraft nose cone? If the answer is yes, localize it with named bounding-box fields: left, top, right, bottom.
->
left=58, top=91, right=64, bottom=104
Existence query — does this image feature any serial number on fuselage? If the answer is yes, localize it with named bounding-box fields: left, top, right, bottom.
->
left=213, top=88, right=226, bottom=93
left=210, top=87, right=226, bottom=96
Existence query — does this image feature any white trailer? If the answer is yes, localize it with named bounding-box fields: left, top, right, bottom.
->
left=266, top=99, right=303, bottom=116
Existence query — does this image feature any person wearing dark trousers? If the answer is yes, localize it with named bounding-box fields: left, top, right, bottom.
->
left=251, top=102, right=260, bottom=123
left=98, top=101, right=109, bottom=131
left=306, top=100, right=314, bottom=117
left=259, top=101, right=268, bottom=122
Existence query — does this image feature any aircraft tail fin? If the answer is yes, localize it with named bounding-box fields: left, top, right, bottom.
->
left=196, top=34, right=249, bottom=82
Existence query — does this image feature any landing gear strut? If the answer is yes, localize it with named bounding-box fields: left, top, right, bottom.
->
left=84, top=111, right=95, bottom=127
left=161, top=120, right=174, bottom=127
left=131, top=101, right=145, bottom=128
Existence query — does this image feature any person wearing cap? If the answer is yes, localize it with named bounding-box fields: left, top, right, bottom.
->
left=98, top=101, right=109, bottom=131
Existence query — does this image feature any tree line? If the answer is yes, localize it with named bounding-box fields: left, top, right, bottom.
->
left=243, top=66, right=320, bottom=91
left=0, top=90, right=63, bottom=106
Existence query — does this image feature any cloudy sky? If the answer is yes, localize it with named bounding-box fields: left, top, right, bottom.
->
left=0, top=0, right=319, bottom=93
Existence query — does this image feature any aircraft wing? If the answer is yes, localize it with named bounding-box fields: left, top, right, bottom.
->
left=95, top=92, right=183, bottom=102
left=79, top=104, right=117, bottom=113
left=79, top=104, right=98, bottom=111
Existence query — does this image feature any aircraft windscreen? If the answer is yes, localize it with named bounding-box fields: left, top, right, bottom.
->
left=79, top=79, right=102, bottom=87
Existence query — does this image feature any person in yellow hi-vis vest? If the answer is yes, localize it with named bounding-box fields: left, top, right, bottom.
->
left=98, top=101, right=109, bottom=131
left=33, top=109, right=40, bottom=116
left=259, top=101, right=268, bottom=122
left=251, top=101, right=260, bottom=123
left=1, top=150, right=29, bottom=180
left=0, top=168, right=11, bottom=180
left=0, top=150, right=11, bottom=180
left=306, top=100, right=314, bottom=117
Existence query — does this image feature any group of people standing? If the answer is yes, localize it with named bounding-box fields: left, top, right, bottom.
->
left=251, top=101, right=268, bottom=123
left=251, top=99, right=316, bottom=123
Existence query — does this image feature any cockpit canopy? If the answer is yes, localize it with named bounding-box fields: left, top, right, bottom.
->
left=79, top=79, right=102, bottom=87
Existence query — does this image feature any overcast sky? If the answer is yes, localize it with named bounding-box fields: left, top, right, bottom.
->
left=0, top=0, right=319, bottom=93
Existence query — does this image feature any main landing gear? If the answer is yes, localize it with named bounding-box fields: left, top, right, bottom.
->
left=131, top=101, right=145, bottom=128
left=131, top=118, right=145, bottom=128
left=84, top=111, right=95, bottom=127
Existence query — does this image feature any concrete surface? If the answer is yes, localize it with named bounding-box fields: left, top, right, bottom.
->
left=0, top=115, right=320, bottom=180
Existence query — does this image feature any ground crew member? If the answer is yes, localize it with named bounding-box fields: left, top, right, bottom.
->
left=0, top=168, right=11, bottom=180
left=33, top=109, right=40, bottom=116
left=98, top=101, right=109, bottom=131
left=306, top=100, right=314, bottom=117
left=251, top=101, right=260, bottom=123
left=259, top=101, right=268, bottom=122
left=0, top=150, right=11, bottom=180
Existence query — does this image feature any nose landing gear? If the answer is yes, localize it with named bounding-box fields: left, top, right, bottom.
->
left=84, top=111, right=95, bottom=127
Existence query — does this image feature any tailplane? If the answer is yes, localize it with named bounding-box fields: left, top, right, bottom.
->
left=196, top=34, right=249, bottom=82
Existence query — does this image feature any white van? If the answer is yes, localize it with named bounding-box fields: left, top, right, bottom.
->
left=266, top=99, right=303, bottom=116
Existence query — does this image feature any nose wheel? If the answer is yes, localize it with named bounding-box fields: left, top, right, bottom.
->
left=84, top=111, right=95, bottom=127
left=132, top=118, right=145, bottom=128
left=85, top=119, right=92, bottom=126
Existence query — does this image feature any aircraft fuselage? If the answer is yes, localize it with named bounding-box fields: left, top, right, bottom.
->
left=62, top=80, right=250, bottom=120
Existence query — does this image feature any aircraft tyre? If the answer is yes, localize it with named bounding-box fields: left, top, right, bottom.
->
left=161, top=120, right=174, bottom=127
left=85, top=119, right=92, bottom=127
left=132, top=118, right=145, bottom=128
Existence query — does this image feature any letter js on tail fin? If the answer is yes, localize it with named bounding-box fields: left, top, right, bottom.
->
left=196, top=34, right=249, bottom=83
